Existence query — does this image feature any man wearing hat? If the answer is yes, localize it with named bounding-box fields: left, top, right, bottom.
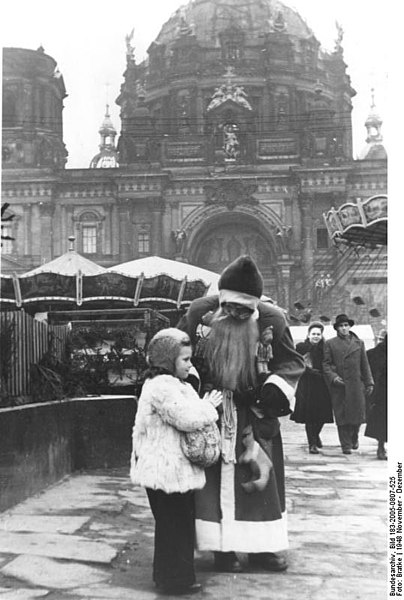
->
left=181, top=255, right=305, bottom=573
left=323, top=314, right=374, bottom=454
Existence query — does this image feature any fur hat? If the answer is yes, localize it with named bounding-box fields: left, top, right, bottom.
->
left=333, top=314, right=355, bottom=330
left=147, top=328, right=191, bottom=374
left=308, top=321, right=324, bottom=333
left=218, top=255, right=264, bottom=309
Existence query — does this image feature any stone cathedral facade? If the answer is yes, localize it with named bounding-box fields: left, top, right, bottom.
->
left=1, top=0, right=387, bottom=317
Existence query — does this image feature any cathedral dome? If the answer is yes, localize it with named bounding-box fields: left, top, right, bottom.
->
left=117, top=0, right=355, bottom=166
left=154, top=0, right=314, bottom=48
left=2, top=47, right=68, bottom=169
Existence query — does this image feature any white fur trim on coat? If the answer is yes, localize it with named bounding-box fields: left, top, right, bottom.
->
left=263, top=373, right=296, bottom=411
left=130, top=375, right=218, bottom=494
left=196, top=462, right=288, bottom=552
left=219, top=289, right=259, bottom=311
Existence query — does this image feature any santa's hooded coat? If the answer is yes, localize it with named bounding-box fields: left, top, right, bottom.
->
left=181, top=256, right=304, bottom=553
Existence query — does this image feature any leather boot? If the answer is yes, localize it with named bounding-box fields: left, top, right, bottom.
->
left=248, top=552, right=288, bottom=571
left=214, top=551, right=243, bottom=573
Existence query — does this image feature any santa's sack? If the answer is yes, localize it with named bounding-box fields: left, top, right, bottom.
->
left=180, top=422, right=221, bottom=468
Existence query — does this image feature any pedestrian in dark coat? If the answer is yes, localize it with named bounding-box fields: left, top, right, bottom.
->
left=323, top=314, right=374, bottom=454
left=365, top=332, right=387, bottom=459
left=291, top=321, right=333, bottom=454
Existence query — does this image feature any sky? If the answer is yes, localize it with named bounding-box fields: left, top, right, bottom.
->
left=1, top=0, right=391, bottom=168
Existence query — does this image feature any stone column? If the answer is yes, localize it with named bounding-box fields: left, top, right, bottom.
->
left=262, top=84, right=271, bottom=133
left=60, top=204, right=67, bottom=255
left=23, top=203, right=32, bottom=255
left=34, top=86, right=41, bottom=129
left=111, top=203, right=119, bottom=258
left=30, top=202, right=41, bottom=262
left=299, top=194, right=314, bottom=302
left=104, top=204, right=112, bottom=255
left=277, top=259, right=294, bottom=309
left=118, top=199, right=131, bottom=261
left=39, top=202, right=55, bottom=262
left=196, top=89, right=204, bottom=134
left=150, top=197, right=165, bottom=256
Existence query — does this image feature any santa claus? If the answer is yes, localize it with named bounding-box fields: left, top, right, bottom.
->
left=180, top=255, right=304, bottom=572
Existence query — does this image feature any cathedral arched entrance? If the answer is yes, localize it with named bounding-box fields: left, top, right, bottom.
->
left=189, top=213, right=281, bottom=300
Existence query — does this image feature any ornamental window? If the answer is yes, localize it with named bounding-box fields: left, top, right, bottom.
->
left=316, top=227, right=329, bottom=249
left=224, top=41, right=242, bottom=61
left=137, top=224, right=151, bottom=255
left=219, top=27, right=245, bottom=63
left=74, top=210, right=103, bottom=256
left=82, top=225, right=97, bottom=254
left=1, top=224, right=13, bottom=254
left=2, top=89, right=18, bottom=128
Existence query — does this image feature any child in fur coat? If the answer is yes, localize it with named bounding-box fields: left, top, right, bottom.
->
left=130, top=327, right=220, bottom=596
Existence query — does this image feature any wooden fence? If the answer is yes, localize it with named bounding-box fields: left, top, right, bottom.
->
left=0, top=310, right=70, bottom=398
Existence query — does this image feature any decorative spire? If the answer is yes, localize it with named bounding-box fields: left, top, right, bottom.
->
left=178, top=11, right=193, bottom=37
left=358, top=88, right=386, bottom=160
left=365, top=88, right=383, bottom=143
left=273, top=11, right=287, bottom=33
left=89, top=105, right=119, bottom=168
left=99, top=104, right=117, bottom=146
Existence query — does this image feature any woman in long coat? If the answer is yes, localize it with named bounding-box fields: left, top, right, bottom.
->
left=291, top=321, right=333, bottom=454
left=365, top=333, right=387, bottom=459
left=323, top=314, right=374, bottom=454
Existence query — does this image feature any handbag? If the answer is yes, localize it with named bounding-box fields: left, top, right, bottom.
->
left=180, top=422, right=221, bottom=468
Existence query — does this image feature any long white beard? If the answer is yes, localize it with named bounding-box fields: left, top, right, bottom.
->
left=205, top=309, right=259, bottom=391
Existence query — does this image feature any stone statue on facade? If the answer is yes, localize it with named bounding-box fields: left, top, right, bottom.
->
left=171, top=229, right=187, bottom=253
left=125, top=29, right=135, bottom=63
left=223, top=124, right=240, bottom=160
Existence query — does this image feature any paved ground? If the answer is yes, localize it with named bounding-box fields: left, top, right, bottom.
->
left=0, top=419, right=388, bottom=599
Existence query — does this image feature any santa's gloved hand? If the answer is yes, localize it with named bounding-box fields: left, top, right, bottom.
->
left=259, top=383, right=291, bottom=417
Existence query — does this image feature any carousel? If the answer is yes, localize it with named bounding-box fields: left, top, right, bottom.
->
left=323, top=194, right=387, bottom=248
left=0, top=241, right=220, bottom=397
left=0, top=238, right=219, bottom=318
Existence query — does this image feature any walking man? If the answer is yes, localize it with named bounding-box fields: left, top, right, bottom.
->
left=323, top=314, right=374, bottom=454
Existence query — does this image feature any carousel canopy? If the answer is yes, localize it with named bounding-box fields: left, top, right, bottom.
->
left=0, top=255, right=219, bottom=310
left=25, top=249, right=107, bottom=276
left=107, top=256, right=219, bottom=293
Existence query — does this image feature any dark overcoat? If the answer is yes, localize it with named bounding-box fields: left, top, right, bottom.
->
left=323, top=332, right=374, bottom=426
left=291, top=339, right=333, bottom=424
left=365, top=338, right=387, bottom=442
left=180, top=295, right=305, bottom=553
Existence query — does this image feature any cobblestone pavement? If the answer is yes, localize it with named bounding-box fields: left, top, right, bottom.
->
left=0, top=419, right=388, bottom=599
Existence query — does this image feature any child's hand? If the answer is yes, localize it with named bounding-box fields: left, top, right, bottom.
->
left=204, top=389, right=223, bottom=407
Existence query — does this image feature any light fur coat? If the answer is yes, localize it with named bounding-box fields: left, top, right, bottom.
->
left=130, top=374, right=218, bottom=493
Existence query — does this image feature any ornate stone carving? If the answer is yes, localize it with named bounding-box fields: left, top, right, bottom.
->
left=207, top=67, right=252, bottom=112
left=204, top=180, right=258, bottom=210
